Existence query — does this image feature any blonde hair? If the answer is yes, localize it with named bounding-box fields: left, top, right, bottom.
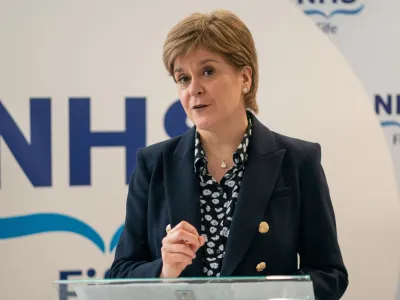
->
left=163, top=10, right=259, bottom=113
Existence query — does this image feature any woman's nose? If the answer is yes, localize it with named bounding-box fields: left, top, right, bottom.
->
left=188, top=79, right=204, bottom=96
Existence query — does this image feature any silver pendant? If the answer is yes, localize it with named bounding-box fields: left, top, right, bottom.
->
left=221, top=160, right=227, bottom=169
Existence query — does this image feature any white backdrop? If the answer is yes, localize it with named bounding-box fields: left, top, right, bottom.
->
left=0, top=1, right=399, bottom=299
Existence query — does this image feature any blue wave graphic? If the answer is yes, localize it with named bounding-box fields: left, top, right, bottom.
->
left=0, top=213, right=105, bottom=253
left=304, top=9, right=328, bottom=19
left=381, top=121, right=400, bottom=127
left=304, top=4, right=365, bottom=19
left=329, top=5, right=365, bottom=18
left=109, top=224, right=124, bottom=252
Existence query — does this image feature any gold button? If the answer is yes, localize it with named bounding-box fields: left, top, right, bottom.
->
left=256, top=262, right=266, bottom=272
left=259, top=221, right=269, bottom=233
left=166, top=224, right=171, bottom=234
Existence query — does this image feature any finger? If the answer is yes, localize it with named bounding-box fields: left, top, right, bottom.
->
left=199, top=235, right=206, bottom=245
left=163, top=252, right=193, bottom=266
left=163, top=231, right=198, bottom=248
left=165, top=229, right=201, bottom=246
left=191, top=235, right=206, bottom=252
left=162, top=243, right=196, bottom=259
left=169, top=221, right=200, bottom=236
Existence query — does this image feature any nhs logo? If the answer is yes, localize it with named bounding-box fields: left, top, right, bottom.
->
left=297, top=0, right=365, bottom=34
left=0, top=97, right=188, bottom=187
left=375, top=93, right=400, bottom=146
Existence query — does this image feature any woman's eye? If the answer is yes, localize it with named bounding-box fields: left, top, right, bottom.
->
left=178, top=76, right=190, bottom=84
left=203, top=68, right=214, bottom=76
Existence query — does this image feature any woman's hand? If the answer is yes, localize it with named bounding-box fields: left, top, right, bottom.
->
left=160, top=221, right=206, bottom=278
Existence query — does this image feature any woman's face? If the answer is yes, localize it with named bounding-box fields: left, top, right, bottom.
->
left=173, top=46, right=251, bottom=131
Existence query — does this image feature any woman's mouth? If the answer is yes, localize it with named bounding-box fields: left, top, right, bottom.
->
left=192, top=104, right=210, bottom=110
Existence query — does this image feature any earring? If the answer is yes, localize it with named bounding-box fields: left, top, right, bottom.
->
left=243, top=87, right=249, bottom=94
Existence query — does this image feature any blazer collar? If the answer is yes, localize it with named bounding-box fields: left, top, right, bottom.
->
left=220, top=113, right=286, bottom=276
left=173, top=126, right=196, bottom=159
left=163, top=125, right=201, bottom=277
left=246, top=111, right=279, bottom=156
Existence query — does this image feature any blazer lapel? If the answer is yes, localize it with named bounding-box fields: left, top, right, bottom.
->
left=220, top=115, right=286, bottom=276
left=163, top=127, right=204, bottom=277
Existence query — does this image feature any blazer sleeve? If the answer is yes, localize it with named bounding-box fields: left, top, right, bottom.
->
left=295, top=143, right=349, bottom=299
left=109, top=148, right=163, bottom=278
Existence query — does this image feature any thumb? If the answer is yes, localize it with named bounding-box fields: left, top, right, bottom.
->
left=191, top=236, right=206, bottom=252
left=199, top=235, right=206, bottom=246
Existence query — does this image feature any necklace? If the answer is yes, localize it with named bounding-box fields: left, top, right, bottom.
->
left=203, top=144, right=231, bottom=169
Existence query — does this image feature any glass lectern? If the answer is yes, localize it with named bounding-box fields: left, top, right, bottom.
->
left=54, top=276, right=315, bottom=300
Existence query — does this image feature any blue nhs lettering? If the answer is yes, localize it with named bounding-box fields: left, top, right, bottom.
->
left=59, top=268, right=108, bottom=300
left=69, top=98, right=145, bottom=186
left=0, top=98, right=187, bottom=188
left=0, top=98, right=51, bottom=187
left=375, top=94, right=400, bottom=115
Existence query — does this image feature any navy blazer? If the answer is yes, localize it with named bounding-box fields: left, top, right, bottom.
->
left=110, top=113, right=348, bottom=299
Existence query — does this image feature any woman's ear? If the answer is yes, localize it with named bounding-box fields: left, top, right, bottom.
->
left=242, top=66, right=252, bottom=90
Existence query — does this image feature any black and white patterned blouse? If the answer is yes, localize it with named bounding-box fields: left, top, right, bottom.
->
left=194, top=115, right=252, bottom=277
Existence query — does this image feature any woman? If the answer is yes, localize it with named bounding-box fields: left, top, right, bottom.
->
left=109, top=10, right=348, bottom=299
